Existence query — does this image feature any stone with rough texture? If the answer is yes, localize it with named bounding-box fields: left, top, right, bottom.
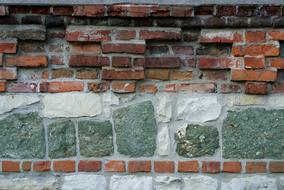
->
left=113, top=101, right=157, bottom=157
left=62, top=174, right=106, bottom=190
left=223, top=108, right=284, bottom=159
left=155, top=176, right=181, bottom=190
left=48, top=120, right=76, bottom=158
left=0, top=95, right=40, bottom=114
left=157, top=124, right=170, bottom=156
left=0, top=112, right=45, bottom=158
left=175, top=124, right=219, bottom=158
left=78, top=120, right=113, bottom=157
left=156, top=94, right=172, bottom=122
left=221, top=176, right=277, bottom=190
left=42, top=93, right=102, bottom=118
left=110, top=175, right=152, bottom=190
left=102, top=92, right=119, bottom=117
left=177, top=95, right=221, bottom=123
left=184, top=176, right=218, bottom=190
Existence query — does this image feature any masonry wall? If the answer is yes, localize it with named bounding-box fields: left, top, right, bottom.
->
left=0, top=4, right=284, bottom=190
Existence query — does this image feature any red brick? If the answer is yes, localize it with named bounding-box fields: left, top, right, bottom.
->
left=268, top=30, right=284, bottom=40
left=22, top=161, right=31, bottom=172
left=154, top=161, right=175, bottom=173
left=111, top=81, right=135, bottom=93
left=269, top=161, right=284, bottom=173
left=7, top=82, right=37, bottom=93
left=53, top=160, right=75, bottom=173
left=220, top=83, right=242, bottom=93
left=203, top=70, right=228, bottom=80
left=0, top=82, right=6, bottom=92
left=107, top=4, right=127, bottom=16
left=198, top=57, right=241, bottom=69
left=200, top=31, right=243, bottom=43
left=102, top=69, right=144, bottom=80
left=0, top=39, right=17, bottom=53
left=88, top=82, right=110, bottom=92
left=223, top=162, right=242, bottom=173
left=115, top=30, right=136, bottom=40
left=0, top=68, right=17, bottom=80
left=245, top=82, right=268, bottom=95
left=170, top=70, right=193, bottom=80
left=232, top=43, right=279, bottom=56
left=128, top=161, right=151, bottom=173
left=140, top=29, right=181, bottom=40
left=172, top=6, right=193, bottom=17
left=50, top=55, right=64, bottom=65
left=231, top=68, right=277, bottom=82
left=216, top=5, right=236, bottom=16
left=71, top=43, right=101, bottom=54
left=2, top=161, right=20, bottom=172
left=104, top=160, right=126, bottom=172
left=73, top=5, right=105, bottom=16
left=172, top=45, right=194, bottom=55
left=246, top=162, right=266, bottom=173
left=145, top=69, right=170, bottom=80
left=151, top=6, right=170, bottom=17
left=139, top=83, right=158, bottom=94
left=31, top=6, right=50, bottom=14
left=69, top=55, right=109, bottom=67
left=178, top=161, right=199, bottom=173
left=33, top=161, right=51, bottom=172
left=40, top=81, right=84, bottom=93
left=269, top=58, right=284, bottom=69
left=133, top=57, right=145, bottom=67
left=261, top=5, right=281, bottom=16
left=112, top=56, right=131, bottom=68
left=108, top=4, right=152, bottom=17
left=78, top=160, right=101, bottom=172
left=195, top=5, right=214, bottom=15
left=76, top=69, right=98, bottom=79
left=202, top=161, right=220, bottom=173
left=271, top=83, right=284, bottom=93
left=52, top=6, right=73, bottom=15
left=145, top=57, right=181, bottom=68
left=51, top=68, right=73, bottom=79
left=102, top=42, right=145, bottom=54
left=246, top=31, right=265, bottom=42
left=237, top=6, right=257, bottom=17
left=244, top=56, right=265, bottom=69
left=6, top=55, right=48, bottom=68
left=66, top=26, right=111, bottom=42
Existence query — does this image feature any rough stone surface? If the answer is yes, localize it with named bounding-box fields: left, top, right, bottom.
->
left=42, top=93, right=102, bottom=118
left=157, top=124, right=170, bottom=156
left=102, top=92, right=119, bottom=117
left=223, top=108, right=284, bottom=159
left=177, top=95, right=221, bottom=123
left=0, top=95, right=40, bottom=115
left=78, top=120, right=113, bottom=157
left=221, top=176, right=277, bottom=190
left=156, top=94, right=172, bottom=123
left=184, top=176, right=218, bottom=190
left=110, top=175, right=152, bottom=190
left=0, top=112, right=45, bottom=159
left=113, top=101, right=157, bottom=157
left=48, top=120, right=76, bottom=158
left=175, top=124, right=219, bottom=158
left=155, top=176, right=181, bottom=190
left=62, top=174, right=107, bottom=190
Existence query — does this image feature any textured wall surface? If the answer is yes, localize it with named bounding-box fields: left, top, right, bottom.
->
left=1, top=4, right=284, bottom=190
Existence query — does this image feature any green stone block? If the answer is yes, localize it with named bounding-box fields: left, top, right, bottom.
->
left=223, top=108, right=284, bottom=159
left=48, top=120, right=76, bottom=158
left=78, top=120, right=113, bottom=157
left=113, top=101, right=157, bottom=157
left=175, top=124, right=219, bottom=158
left=0, top=112, right=45, bottom=159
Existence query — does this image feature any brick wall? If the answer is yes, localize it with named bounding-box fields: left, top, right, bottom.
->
left=0, top=4, right=284, bottom=189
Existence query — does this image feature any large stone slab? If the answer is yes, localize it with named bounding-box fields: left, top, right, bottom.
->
left=62, top=174, right=106, bottom=190
left=0, top=25, right=46, bottom=40
left=223, top=108, right=284, bottom=159
left=42, top=93, right=102, bottom=118
left=110, top=175, right=152, bottom=190
left=221, top=176, right=277, bottom=190
left=175, top=124, right=219, bottom=158
left=78, top=120, right=113, bottom=157
left=184, top=176, right=218, bottom=190
left=0, top=95, right=40, bottom=115
left=0, top=112, right=45, bottom=158
left=48, top=120, right=76, bottom=158
left=113, top=101, right=157, bottom=157
left=177, top=95, right=221, bottom=123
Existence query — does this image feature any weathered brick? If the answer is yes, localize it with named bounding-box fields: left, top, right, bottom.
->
left=9, top=6, right=30, bottom=14
left=244, top=56, right=265, bottom=69
left=102, top=41, right=145, bottom=54
left=112, top=56, right=131, bottom=68
left=220, top=83, right=242, bottom=93
left=139, top=83, right=158, bottom=94
left=178, top=161, right=199, bottom=173
left=115, top=30, right=136, bottom=40
left=271, top=83, right=284, bottom=93
left=261, top=5, right=281, bottom=16
left=203, top=70, right=228, bottom=80
left=33, top=161, right=51, bottom=172
left=0, top=68, right=17, bottom=80
left=164, top=83, right=216, bottom=93
left=237, top=6, right=258, bottom=17
left=78, top=160, right=101, bottom=172
left=145, top=69, right=170, bottom=80
left=53, top=160, right=75, bottom=173
left=7, top=82, right=37, bottom=93
left=246, top=162, right=266, bottom=173
left=73, top=5, right=105, bottom=16
left=0, top=81, right=5, bottom=92
left=216, top=5, right=236, bottom=16
left=172, top=45, right=194, bottom=55
left=170, top=70, right=193, bottom=80
left=50, top=55, right=64, bottom=65
left=245, top=82, right=268, bottom=95
left=269, top=161, right=284, bottom=173
left=40, top=81, right=84, bottom=93
left=76, top=69, right=98, bottom=79
left=172, top=6, right=193, bottom=17
left=104, top=160, right=126, bottom=172
left=51, top=68, right=73, bottom=79
left=140, top=28, right=181, bottom=40
left=195, top=5, right=214, bottom=15
left=111, top=81, right=136, bottom=93
left=30, top=6, right=50, bottom=14
left=133, top=57, right=145, bottom=67
left=128, top=161, right=151, bottom=173
left=2, top=161, right=20, bottom=172
left=200, top=30, right=243, bottom=43
left=69, top=55, right=109, bottom=67
left=88, top=81, right=110, bottom=92
left=269, top=58, right=284, bottom=69
left=22, top=161, right=31, bottom=172
left=231, top=68, right=277, bottom=82
left=145, top=57, right=181, bottom=68
left=102, top=69, right=144, bottom=80
left=232, top=42, right=280, bottom=56
left=202, top=161, right=220, bottom=173
left=148, top=45, right=169, bottom=55
left=199, top=57, right=241, bottom=69
left=223, top=162, right=242, bottom=173
left=0, top=25, right=46, bottom=40
left=0, top=39, right=17, bottom=53
left=6, top=55, right=48, bottom=68
left=268, top=30, right=284, bottom=40
left=108, top=4, right=152, bottom=17
left=246, top=31, right=266, bottom=42
left=71, top=43, right=101, bottom=54
left=18, top=42, right=45, bottom=53
left=52, top=6, right=73, bottom=15
left=154, top=161, right=174, bottom=173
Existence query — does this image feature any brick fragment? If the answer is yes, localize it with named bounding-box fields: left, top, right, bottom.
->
left=163, top=83, right=216, bottom=93
left=6, top=55, right=48, bottom=68
left=245, top=82, right=268, bottom=95
left=272, top=83, right=284, bottom=93
left=22, top=161, right=31, bottom=172
left=88, top=82, right=110, bottom=92
left=0, top=68, right=17, bottom=80
left=51, top=68, right=73, bottom=79
left=33, top=161, right=51, bottom=172
left=269, top=161, right=284, bottom=173
left=231, top=68, right=277, bottom=82
left=7, top=82, right=37, bottom=93
left=268, top=30, right=284, bottom=40
left=102, top=41, right=145, bottom=54
left=111, top=81, right=135, bottom=93
left=53, top=160, right=75, bottom=173
left=66, top=26, right=111, bottom=42
left=128, top=161, right=151, bottom=173
left=178, top=161, right=199, bottom=173
left=202, top=161, right=220, bottom=173
left=78, top=160, right=101, bottom=172
left=102, top=69, right=144, bottom=80
left=2, top=161, right=20, bottom=172
left=154, top=161, right=174, bottom=173
left=104, top=160, right=126, bottom=172
left=139, top=83, right=158, bottom=94
left=0, top=81, right=6, bottom=92
left=40, top=81, right=84, bottom=93
left=76, top=69, right=98, bottom=79
left=246, top=162, right=266, bottom=173
left=269, top=58, right=284, bottom=69
left=69, top=55, right=109, bottom=67
left=244, top=56, right=265, bottom=69
left=223, top=162, right=242, bottom=173
left=220, top=83, right=242, bottom=93
left=203, top=70, right=228, bottom=80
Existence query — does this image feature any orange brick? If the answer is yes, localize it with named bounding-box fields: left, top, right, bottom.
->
left=269, top=58, right=284, bottom=69
left=53, top=160, right=75, bottom=173
left=2, top=161, right=20, bottom=172
left=246, top=31, right=265, bottom=42
left=51, top=68, right=73, bottom=79
left=178, top=161, right=199, bottom=173
left=33, top=161, right=51, bottom=172
left=223, top=162, right=242, bottom=173
left=232, top=43, right=279, bottom=56
left=244, top=56, right=265, bottom=69
left=115, top=30, right=136, bottom=40
left=71, top=43, right=101, bottom=54
left=104, top=160, right=126, bottom=172
left=198, top=57, right=241, bottom=69
left=111, top=81, right=136, bottom=93
left=112, top=56, right=131, bottom=68
left=154, top=161, right=175, bottom=173
left=245, top=82, right=268, bottom=95
left=231, top=68, right=277, bottom=82
left=269, top=161, right=284, bottom=173
left=0, top=68, right=17, bottom=80
left=170, top=70, right=193, bottom=80
left=202, top=161, right=220, bottom=173
left=0, top=81, right=5, bottom=92
left=246, top=162, right=266, bottom=173
left=6, top=55, right=48, bottom=67
left=40, top=81, right=84, bottom=93
left=145, top=69, right=170, bottom=80
left=88, top=81, right=110, bottom=92
left=22, top=161, right=31, bottom=172
left=78, top=160, right=101, bottom=172
left=76, top=69, right=98, bottom=79
left=0, top=39, right=17, bottom=53
left=128, top=161, right=151, bottom=173
left=139, top=83, right=158, bottom=94
left=268, top=31, right=284, bottom=40
left=102, top=69, right=144, bottom=80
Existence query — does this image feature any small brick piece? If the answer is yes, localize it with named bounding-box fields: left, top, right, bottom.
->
left=40, top=81, right=84, bottom=93
left=220, top=83, right=242, bottom=93
left=78, top=160, right=101, bottom=172
left=76, top=69, right=98, bottom=79
left=73, top=5, right=105, bottom=17
left=170, top=70, right=193, bottom=80
left=172, top=6, right=193, bottom=17
left=7, top=82, right=37, bottom=93
left=0, top=82, right=6, bottom=92
left=102, top=42, right=145, bottom=54
left=115, top=30, right=136, bottom=40
left=232, top=43, right=280, bottom=56
left=145, top=69, right=170, bottom=80
left=231, top=68, right=277, bottom=82
left=0, top=39, right=17, bottom=53
left=246, top=162, right=266, bottom=173
left=202, top=161, right=220, bottom=174
left=246, top=31, right=265, bottom=42
left=112, top=56, right=131, bottom=68
left=128, top=161, right=151, bottom=173
left=88, top=82, right=110, bottom=92
left=0, top=68, right=17, bottom=80
left=22, top=161, right=31, bottom=172
left=140, top=28, right=181, bottom=40
left=244, top=56, right=265, bottom=69
left=178, top=161, right=199, bottom=173
left=223, top=162, right=242, bottom=173
left=269, top=58, right=284, bottom=69
left=245, top=82, right=268, bottom=95
left=268, top=31, right=284, bottom=40
left=111, top=81, right=135, bottom=93
left=69, top=55, right=109, bottom=67
left=2, top=161, right=20, bottom=172
left=199, top=57, right=241, bottom=69
left=6, top=55, right=48, bottom=67
left=53, top=160, right=75, bottom=173
left=145, top=57, right=181, bottom=68
left=71, top=43, right=101, bottom=54
left=102, top=69, right=144, bottom=80
left=154, top=161, right=175, bottom=173
left=139, top=83, right=158, bottom=94
left=104, top=160, right=126, bottom=172
left=66, top=26, right=111, bottom=42
left=52, top=68, right=73, bottom=79
left=269, top=162, right=284, bottom=173
left=200, top=30, right=243, bottom=43
left=33, top=161, right=51, bottom=172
